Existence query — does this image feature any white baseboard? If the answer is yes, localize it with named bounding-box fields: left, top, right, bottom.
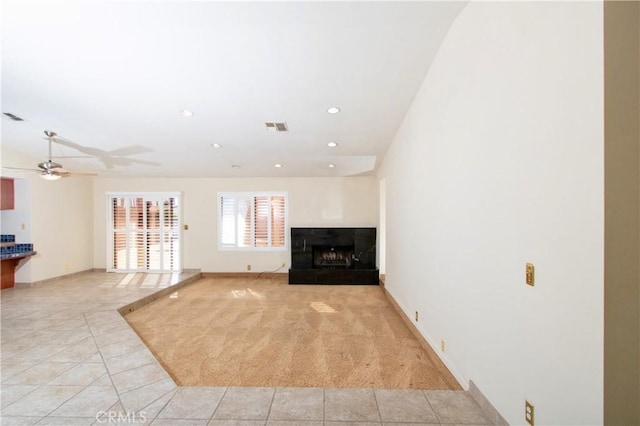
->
left=382, top=286, right=468, bottom=389
left=469, top=380, right=509, bottom=425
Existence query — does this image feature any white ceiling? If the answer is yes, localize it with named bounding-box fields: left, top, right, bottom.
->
left=1, top=1, right=466, bottom=178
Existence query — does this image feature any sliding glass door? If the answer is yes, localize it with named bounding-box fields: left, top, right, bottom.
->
left=108, top=193, right=181, bottom=272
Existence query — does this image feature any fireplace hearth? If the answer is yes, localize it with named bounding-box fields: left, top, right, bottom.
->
left=289, top=228, right=378, bottom=285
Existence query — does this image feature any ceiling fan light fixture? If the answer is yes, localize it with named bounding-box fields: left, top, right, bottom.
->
left=40, top=171, right=61, bottom=181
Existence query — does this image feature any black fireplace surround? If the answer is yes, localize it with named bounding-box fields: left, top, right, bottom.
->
left=288, top=227, right=379, bottom=285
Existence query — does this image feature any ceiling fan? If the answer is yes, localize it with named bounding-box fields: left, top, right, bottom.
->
left=47, top=132, right=159, bottom=169
left=3, top=130, right=97, bottom=180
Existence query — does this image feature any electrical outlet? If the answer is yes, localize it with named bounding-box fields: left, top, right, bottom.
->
left=183, top=224, right=189, bottom=230
left=21, top=223, right=26, bottom=230
left=247, top=264, right=251, bottom=271
left=525, top=400, right=534, bottom=426
left=65, top=263, right=71, bottom=270
left=281, top=261, right=286, bottom=267
left=415, top=311, right=419, bottom=321
left=441, top=340, right=446, bottom=352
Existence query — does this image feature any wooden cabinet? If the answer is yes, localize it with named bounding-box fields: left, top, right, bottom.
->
left=1, top=253, right=35, bottom=290
left=1, top=258, right=20, bottom=289
left=1, top=178, right=15, bottom=210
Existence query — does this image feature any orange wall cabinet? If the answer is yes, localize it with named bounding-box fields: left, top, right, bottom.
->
left=0, top=178, right=15, bottom=210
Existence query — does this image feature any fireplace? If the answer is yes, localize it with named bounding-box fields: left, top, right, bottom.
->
left=313, top=245, right=354, bottom=269
left=289, top=228, right=378, bottom=285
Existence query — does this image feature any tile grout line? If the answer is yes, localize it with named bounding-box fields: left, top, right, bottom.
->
left=206, top=385, right=230, bottom=423
left=265, top=386, right=277, bottom=422
left=37, top=382, right=86, bottom=419
left=422, top=390, right=443, bottom=425
left=104, top=360, right=157, bottom=379
left=138, top=385, right=179, bottom=423
left=371, top=388, right=383, bottom=424
left=322, top=387, right=326, bottom=424
left=0, top=360, right=40, bottom=382
left=82, top=310, right=129, bottom=413
left=3, top=360, right=79, bottom=387
left=0, top=383, right=42, bottom=412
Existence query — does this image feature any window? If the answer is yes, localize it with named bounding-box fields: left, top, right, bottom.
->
left=218, top=192, right=287, bottom=250
left=108, top=192, right=181, bottom=272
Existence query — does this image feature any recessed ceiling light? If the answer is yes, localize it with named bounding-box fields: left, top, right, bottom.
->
left=327, top=106, right=341, bottom=114
left=211, top=143, right=222, bottom=148
left=328, top=164, right=336, bottom=168
left=327, top=142, right=338, bottom=148
left=231, top=165, right=241, bottom=169
left=274, top=163, right=283, bottom=168
left=179, top=109, right=193, bottom=117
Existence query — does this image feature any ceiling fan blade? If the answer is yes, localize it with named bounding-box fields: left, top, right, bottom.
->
left=47, top=135, right=105, bottom=156
left=43, top=132, right=154, bottom=171
left=54, top=170, right=72, bottom=178
left=54, top=167, right=97, bottom=177
left=69, top=172, right=98, bottom=177
left=46, top=134, right=80, bottom=146
left=107, top=157, right=161, bottom=167
left=108, top=146, right=153, bottom=156
left=2, top=166, right=40, bottom=172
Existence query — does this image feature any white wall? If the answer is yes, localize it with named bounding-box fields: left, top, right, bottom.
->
left=378, top=2, right=604, bottom=425
left=93, top=176, right=377, bottom=272
left=1, top=146, right=94, bottom=282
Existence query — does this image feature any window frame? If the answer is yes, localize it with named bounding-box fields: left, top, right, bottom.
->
left=106, top=191, right=182, bottom=273
left=217, top=191, right=288, bottom=251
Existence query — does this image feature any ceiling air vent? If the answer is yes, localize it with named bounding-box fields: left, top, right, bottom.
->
left=2, top=112, right=24, bottom=121
left=265, top=122, right=288, bottom=132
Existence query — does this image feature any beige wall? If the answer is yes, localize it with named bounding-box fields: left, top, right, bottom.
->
left=92, top=176, right=377, bottom=272
left=604, top=1, right=640, bottom=424
left=2, top=144, right=377, bottom=279
left=1, top=146, right=94, bottom=282
left=378, top=2, right=604, bottom=424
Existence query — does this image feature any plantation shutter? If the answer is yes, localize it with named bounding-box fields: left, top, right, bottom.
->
left=129, top=197, right=145, bottom=270
left=218, top=192, right=287, bottom=250
left=108, top=193, right=181, bottom=272
left=271, top=195, right=285, bottom=248
left=220, top=196, right=237, bottom=248
left=239, top=198, right=251, bottom=248
left=146, top=200, right=161, bottom=270
left=163, top=197, right=180, bottom=269
left=254, top=196, right=269, bottom=247
left=112, top=197, right=127, bottom=270
left=220, top=195, right=252, bottom=248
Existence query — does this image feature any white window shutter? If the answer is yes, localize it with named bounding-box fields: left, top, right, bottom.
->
left=218, top=192, right=287, bottom=251
left=108, top=193, right=181, bottom=272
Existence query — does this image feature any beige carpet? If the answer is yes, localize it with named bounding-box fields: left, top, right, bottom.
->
left=125, top=277, right=460, bottom=390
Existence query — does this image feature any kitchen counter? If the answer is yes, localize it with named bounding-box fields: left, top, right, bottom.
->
left=0, top=250, right=37, bottom=261
left=1, top=235, right=35, bottom=289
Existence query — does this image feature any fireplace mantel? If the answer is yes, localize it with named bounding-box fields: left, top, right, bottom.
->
left=288, top=227, right=379, bottom=285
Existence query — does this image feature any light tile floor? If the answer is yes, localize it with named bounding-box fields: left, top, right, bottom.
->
left=0, top=272, right=496, bottom=425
